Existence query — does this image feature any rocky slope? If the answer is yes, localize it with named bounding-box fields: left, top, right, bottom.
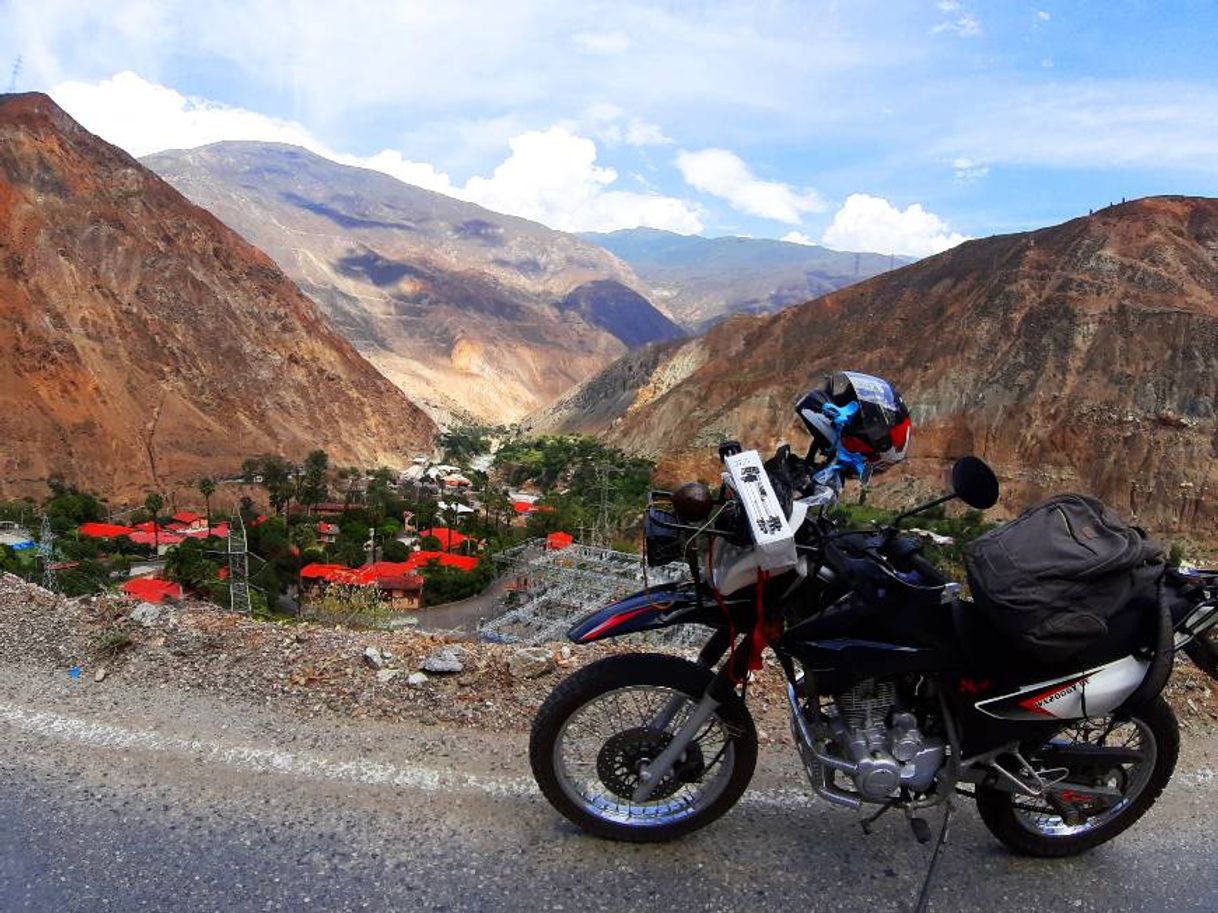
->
left=583, top=227, right=907, bottom=329
left=0, top=93, right=436, bottom=501
left=546, top=198, right=1218, bottom=538
left=144, top=143, right=683, bottom=423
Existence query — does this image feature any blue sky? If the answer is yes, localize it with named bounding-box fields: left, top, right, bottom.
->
left=4, top=0, right=1218, bottom=255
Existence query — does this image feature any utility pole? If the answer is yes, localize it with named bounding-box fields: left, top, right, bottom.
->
left=38, top=514, right=57, bottom=592
left=227, top=513, right=251, bottom=614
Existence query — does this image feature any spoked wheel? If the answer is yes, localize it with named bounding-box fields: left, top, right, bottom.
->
left=529, top=653, right=757, bottom=842
left=976, top=696, right=1178, bottom=857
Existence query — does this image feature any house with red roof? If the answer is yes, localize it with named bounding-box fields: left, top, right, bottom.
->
left=121, top=577, right=184, bottom=604
left=299, top=560, right=425, bottom=611
left=169, top=511, right=207, bottom=531
left=546, top=531, right=574, bottom=550
left=317, top=521, right=340, bottom=545
left=417, top=527, right=479, bottom=552
left=79, top=522, right=136, bottom=540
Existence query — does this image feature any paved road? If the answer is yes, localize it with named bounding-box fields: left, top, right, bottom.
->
left=408, top=578, right=510, bottom=635
left=3, top=666, right=1218, bottom=913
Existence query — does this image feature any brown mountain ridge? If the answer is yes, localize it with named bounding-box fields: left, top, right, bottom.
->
left=535, top=196, right=1218, bottom=538
left=0, top=93, right=436, bottom=501
left=143, top=142, right=685, bottom=424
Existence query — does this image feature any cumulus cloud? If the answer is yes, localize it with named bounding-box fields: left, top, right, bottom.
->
left=1035, top=10, right=1051, bottom=22
left=781, top=231, right=816, bottom=245
left=821, top=194, right=968, bottom=257
left=675, top=148, right=826, bottom=224
left=51, top=71, right=321, bottom=157
left=49, top=72, right=701, bottom=234
left=462, top=126, right=701, bottom=232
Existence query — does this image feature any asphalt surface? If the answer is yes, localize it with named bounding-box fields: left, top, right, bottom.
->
left=3, top=665, right=1218, bottom=913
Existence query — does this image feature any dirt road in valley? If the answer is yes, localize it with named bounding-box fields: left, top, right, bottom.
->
left=3, top=662, right=1218, bottom=913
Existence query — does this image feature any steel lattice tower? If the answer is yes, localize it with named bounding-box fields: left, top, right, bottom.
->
left=227, top=513, right=251, bottom=614
left=38, top=514, right=57, bottom=592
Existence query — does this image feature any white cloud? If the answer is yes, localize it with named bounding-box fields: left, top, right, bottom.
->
left=952, top=156, right=989, bottom=182
left=461, top=126, right=701, bottom=232
left=580, top=103, right=672, bottom=147
left=781, top=231, right=816, bottom=245
left=675, top=148, right=826, bottom=224
left=933, top=7, right=982, bottom=37
left=821, top=194, right=968, bottom=257
left=49, top=72, right=702, bottom=235
left=1035, top=10, right=1051, bottom=22
left=940, top=80, right=1218, bottom=173
left=51, top=71, right=321, bottom=157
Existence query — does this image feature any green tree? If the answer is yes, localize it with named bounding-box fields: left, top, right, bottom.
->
left=197, top=477, right=216, bottom=528
left=300, top=449, right=330, bottom=509
left=144, top=492, right=165, bottom=553
left=164, top=537, right=220, bottom=592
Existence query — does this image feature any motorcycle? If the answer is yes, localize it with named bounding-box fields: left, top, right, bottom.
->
left=528, top=443, right=1218, bottom=864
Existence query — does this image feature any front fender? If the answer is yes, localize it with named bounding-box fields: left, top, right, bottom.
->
left=567, top=584, right=722, bottom=644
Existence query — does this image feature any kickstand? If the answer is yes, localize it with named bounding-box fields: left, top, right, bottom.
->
left=912, top=800, right=953, bottom=913
left=860, top=799, right=896, bottom=835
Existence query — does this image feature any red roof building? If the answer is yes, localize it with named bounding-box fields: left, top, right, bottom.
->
left=417, top=527, right=477, bottom=550
left=170, top=511, right=207, bottom=530
left=121, top=577, right=184, bottom=603
left=79, top=522, right=135, bottom=539
left=408, top=551, right=479, bottom=572
left=546, top=531, right=574, bottom=550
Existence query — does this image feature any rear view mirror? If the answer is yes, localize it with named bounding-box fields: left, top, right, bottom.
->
left=951, top=457, right=999, bottom=510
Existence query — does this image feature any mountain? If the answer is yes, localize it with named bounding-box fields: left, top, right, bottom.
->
left=0, top=93, right=436, bottom=500
left=543, top=197, right=1218, bottom=537
left=143, top=143, right=684, bottom=424
left=581, top=227, right=908, bottom=329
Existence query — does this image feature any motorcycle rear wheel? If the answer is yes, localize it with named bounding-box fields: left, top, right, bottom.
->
left=529, top=652, right=757, bottom=843
left=1184, top=630, right=1218, bottom=682
left=975, top=696, right=1178, bottom=857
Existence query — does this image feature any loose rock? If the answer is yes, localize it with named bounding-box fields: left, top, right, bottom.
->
left=129, top=602, right=162, bottom=627
left=509, top=647, right=556, bottom=679
left=422, top=646, right=465, bottom=674
left=94, top=666, right=107, bottom=683
left=376, top=668, right=400, bottom=684
left=362, top=646, right=386, bottom=670
left=407, top=671, right=429, bottom=687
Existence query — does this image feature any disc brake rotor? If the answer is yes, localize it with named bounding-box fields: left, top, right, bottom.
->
left=596, top=727, right=705, bottom=801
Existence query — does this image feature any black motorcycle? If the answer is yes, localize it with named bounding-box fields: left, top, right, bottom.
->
left=529, top=446, right=1218, bottom=859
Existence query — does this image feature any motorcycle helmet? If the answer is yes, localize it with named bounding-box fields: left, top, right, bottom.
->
left=795, top=371, right=912, bottom=473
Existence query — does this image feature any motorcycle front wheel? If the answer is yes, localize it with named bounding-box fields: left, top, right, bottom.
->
left=529, top=652, right=757, bottom=843
left=975, top=695, right=1178, bottom=857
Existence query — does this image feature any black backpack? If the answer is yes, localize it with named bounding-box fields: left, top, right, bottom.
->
left=966, top=494, right=1166, bottom=663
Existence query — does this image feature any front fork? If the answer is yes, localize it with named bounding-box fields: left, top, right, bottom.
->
left=633, top=627, right=737, bottom=801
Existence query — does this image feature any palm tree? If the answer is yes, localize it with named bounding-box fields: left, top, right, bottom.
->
left=144, top=491, right=165, bottom=554
left=198, top=477, right=216, bottom=529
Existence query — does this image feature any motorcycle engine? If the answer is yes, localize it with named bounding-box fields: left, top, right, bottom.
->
left=828, top=679, right=946, bottom=801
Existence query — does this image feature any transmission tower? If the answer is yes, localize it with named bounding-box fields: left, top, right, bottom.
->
left=8, top=56, right=22, bottom=93
left=227, top=513, right=251, bottom=614
left=38, top=514, right=57, bottom=592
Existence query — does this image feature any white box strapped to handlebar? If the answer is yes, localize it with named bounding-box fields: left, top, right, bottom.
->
left=723, top=449, right=798, bottom=572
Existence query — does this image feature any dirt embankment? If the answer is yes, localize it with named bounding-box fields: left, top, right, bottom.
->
left=2, top=573, right=1214, bottom=738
